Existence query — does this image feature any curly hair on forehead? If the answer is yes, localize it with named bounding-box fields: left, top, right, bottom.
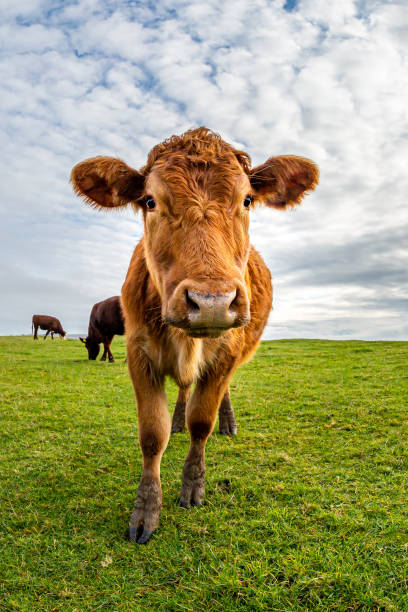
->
left=141, top=127, right=252, bottom=174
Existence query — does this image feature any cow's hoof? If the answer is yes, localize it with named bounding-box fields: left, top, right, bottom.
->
left=109, top=358, right=114, bottom=363
left=129, top=477, right=161, bottom=545
left=179, top=458, right=205, bottom=509
left=219, top=424, right=238, bottom=436
left=100, top=357, right=106, bottom=362
left=219, top=412, right=238, bottom=436
left=128, top=526, right=154, bottom=545
left=171, top=424, right=185, bottom=434
left=179, top=498, right=202, bottom=509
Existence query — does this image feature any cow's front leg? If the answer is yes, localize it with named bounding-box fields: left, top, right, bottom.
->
left=44, top=330, right=50, bottom=340
left=100, top=344, right=108, bottom=361
left=171, top=385, right=192, bottom=433
left=218, top=389, right=237, bottom=435
left=127, top=351, right=170, bottom=544
left=180, top=377, right=229, bottom=508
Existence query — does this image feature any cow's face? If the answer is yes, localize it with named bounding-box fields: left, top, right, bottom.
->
left=72, top=128, right=318, bottom=338
left=140, top=153, right=252, bottom=337
left=80, top=337, right=100, bottom=359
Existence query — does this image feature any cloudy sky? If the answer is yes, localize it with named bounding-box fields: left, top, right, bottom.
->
left=1, top=0, right=407, bottom=340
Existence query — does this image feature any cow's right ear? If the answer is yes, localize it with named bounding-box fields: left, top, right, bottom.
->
left=71, top=157, right=145, bottom=209
left=79, top=337, right=86, bottom=343
left=249, top=155, right=319, bottom=209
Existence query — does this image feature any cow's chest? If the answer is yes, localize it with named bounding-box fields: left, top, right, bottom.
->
left=143, top=331, right=220, bottom=388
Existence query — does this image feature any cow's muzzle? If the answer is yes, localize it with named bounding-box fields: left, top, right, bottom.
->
left=165, top=280, right=250, bottom=337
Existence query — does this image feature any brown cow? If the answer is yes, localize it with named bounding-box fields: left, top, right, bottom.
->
left=32, top=315, right=66, bottom=340
left=80, top=296, right=125, bottom=362
left=71, top=127, right=318, bottom=544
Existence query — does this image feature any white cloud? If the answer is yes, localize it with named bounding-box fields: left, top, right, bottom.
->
left=0, top=0, right=407, bottom=339
left=297, top=0, right=357, bottom=26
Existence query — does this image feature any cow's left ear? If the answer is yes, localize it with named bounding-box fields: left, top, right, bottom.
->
left=71, top=156, right=145, bottom=209
left=250, top=155, right=319, bottom=209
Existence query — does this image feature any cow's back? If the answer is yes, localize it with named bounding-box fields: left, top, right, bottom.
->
left=32, top=314, right=59, bottom=329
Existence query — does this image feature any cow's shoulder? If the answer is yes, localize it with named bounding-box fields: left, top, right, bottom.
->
left=247, top=246, right=272, bottom=306
left=122, top=239, right=162, bottom=334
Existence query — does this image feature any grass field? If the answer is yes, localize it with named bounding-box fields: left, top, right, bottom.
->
left=1, top=336, right=407, bottom=611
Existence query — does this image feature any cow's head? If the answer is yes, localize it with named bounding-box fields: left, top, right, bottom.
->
left=72, top=128, right=318, bottom=338
left=60, top=330, right=67, bottom=339
left=79, top=336, right=100, bottom=359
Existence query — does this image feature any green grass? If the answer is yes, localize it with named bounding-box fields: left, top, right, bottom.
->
left=1, top=336, right=407, bottom=611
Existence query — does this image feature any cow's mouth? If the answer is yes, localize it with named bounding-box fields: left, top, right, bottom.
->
left=165, top=317, right=229, bottom=337
left=165, top=313, right=250, bottom=337
left=186, top=327, right=228, bottom=338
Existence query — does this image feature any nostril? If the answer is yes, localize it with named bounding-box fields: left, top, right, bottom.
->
left=228, top=289, right=239, bottom=312
left=186, top=290, right=200, bottom=312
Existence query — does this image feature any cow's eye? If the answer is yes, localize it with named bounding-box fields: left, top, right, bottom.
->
left=145, top=197, right=156, bottom=210
left=243, top=196, right=252, bottom=208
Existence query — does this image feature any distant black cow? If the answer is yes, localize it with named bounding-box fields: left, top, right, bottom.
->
left=32, top=315, right=66, bottom=340
left=80, top=296, right=124, bottom=362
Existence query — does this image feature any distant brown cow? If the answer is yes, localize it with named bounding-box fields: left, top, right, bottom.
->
left=80, top=296, right=125, bottom=362
left=71, top=127, right=318, bottom=544
left=32, top=315, right=66, bottom=340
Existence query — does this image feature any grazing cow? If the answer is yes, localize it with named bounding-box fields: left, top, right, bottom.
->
left=32, top=315, right=66, bottom=340
left=80, top=296, right=125, bottom=362
left=71, top=127, right=318, bottom=544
